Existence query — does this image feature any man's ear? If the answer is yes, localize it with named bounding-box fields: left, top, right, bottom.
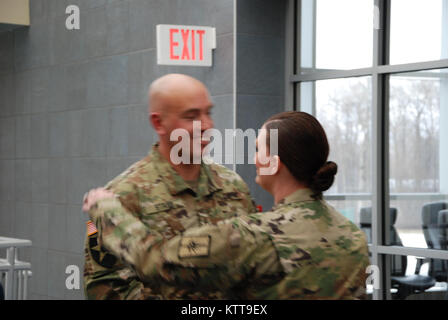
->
left=150, top=112, right=166, bottom=135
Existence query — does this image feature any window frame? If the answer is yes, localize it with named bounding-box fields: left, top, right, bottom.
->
left=288, top=0, right=448, bottom=300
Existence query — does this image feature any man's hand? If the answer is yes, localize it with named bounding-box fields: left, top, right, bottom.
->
left=83, top=188, right=116, bottom=212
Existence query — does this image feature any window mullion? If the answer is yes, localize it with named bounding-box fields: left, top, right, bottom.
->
left=372, top=0, right=391, bottom=300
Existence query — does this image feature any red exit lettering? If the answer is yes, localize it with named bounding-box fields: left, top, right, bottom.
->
left=169, top=28, right=205, bottom=61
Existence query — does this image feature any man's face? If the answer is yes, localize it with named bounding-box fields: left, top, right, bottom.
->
left=162, top=86, right=214, bottom=161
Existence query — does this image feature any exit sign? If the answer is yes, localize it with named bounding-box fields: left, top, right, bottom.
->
left=156, top=24, right=216, bottom=67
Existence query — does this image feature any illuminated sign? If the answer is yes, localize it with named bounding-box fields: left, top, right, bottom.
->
left=156, top=24, right=216, bottom=67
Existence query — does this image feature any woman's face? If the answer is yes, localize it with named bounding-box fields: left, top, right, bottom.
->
left=254, top=125, right=275, bottom=192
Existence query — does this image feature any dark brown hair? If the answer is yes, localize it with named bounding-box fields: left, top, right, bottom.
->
left=264, top=111, right=337, bottom=199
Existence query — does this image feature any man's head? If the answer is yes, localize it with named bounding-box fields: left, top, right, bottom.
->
left=148, top=74, right=214, bottom=163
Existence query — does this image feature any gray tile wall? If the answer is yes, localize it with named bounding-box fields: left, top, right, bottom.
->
left=236, top=0, right=287, bottom=211
left=0, top=0, right=288, bottom=300
left=0, top=0, right=235, bottom=300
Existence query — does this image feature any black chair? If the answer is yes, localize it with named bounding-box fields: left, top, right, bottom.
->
left=421, top=202, right=448, bottom=283
left=360, top=207, right=436, bottom=299
left=438, top=209, right=448, bottom=250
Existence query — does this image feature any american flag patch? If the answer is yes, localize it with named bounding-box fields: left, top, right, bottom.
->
left=86, top=220, right=98, bottom=236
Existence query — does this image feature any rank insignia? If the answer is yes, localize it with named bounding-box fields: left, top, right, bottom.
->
left=178, top=236, right=211, bottom=259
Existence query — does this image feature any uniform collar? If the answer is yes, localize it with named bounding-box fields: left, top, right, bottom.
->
left=150, top=143, right=222, bottom=197
left=272, top=188, right=315, bottom=210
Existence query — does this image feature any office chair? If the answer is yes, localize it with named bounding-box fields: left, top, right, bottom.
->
left=438, top=209, right=448, bottom=250
left=360, top=207, right=436, bottom=299
left=421, top=202, right=448, bottom=283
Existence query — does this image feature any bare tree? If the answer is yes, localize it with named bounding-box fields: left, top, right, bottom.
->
left=318, top=76, right=440, bottom=230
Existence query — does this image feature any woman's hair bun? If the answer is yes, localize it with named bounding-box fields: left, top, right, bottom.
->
left=310, top=161, right=338, bottom=194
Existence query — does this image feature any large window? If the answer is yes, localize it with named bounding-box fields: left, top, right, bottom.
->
left=390, top=0, right=448, bottom=64
left=314, top=0, right=373, bottom=69
left=291, top=0, right=448, bottom=300
left=301, top=77, right=373, bottom=226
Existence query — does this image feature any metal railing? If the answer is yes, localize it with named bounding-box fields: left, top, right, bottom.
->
left=324, top=192, right=448, bottom=202
left=0, top=237, right=32, bottom=300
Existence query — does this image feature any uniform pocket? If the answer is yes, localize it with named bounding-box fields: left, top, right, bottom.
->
left=140, top=200, right=188, bottom=235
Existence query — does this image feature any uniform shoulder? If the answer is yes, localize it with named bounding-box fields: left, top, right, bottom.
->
left=105, top=155, right=157, bottom=192
left=207, top=162, right=248, bottom=189
left=311, top=200, right=368, bottom=249
left=207, top=161, right=258, bottom=213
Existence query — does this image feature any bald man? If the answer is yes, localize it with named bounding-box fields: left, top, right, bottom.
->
left=83, top=74, right=257, bottom=300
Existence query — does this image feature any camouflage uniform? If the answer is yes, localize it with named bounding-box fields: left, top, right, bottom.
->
left=84, top=143, right=257, bottom=300
left=88, top=188, right=370, bottom=299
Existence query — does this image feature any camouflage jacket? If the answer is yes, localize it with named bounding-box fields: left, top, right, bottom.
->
left=89, top=188, right=370, bottom=299
left=84, top=143, right=257, bottom=300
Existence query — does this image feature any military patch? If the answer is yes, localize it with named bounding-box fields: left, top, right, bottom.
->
left=141, top=201, right=175, bottom=214
left=88, top=233, right=118, bottom=268
left=178, top=236, right=211, bottom=259
left=86, top=220, right=98, bottom=236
